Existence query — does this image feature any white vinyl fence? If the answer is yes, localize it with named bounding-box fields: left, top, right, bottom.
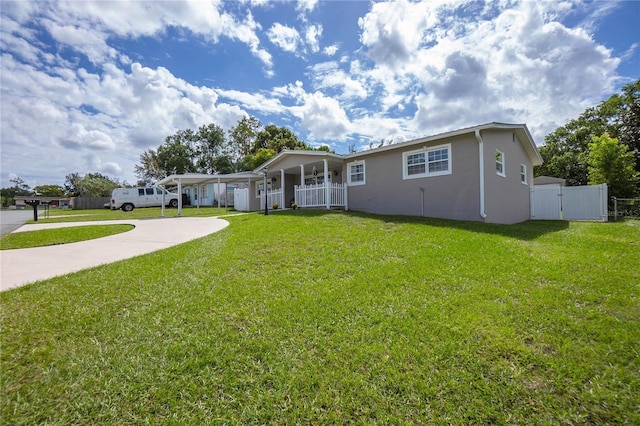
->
left=530, top=184, right=608, bottom=221
left=294, top=183, right=347, bottom=208
left=261, top=189, right=284, bottom=209
left=233, top=188, right=250, bottom=211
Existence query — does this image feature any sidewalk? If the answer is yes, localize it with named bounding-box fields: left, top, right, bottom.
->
left=0, top=217, right=229, bottom=291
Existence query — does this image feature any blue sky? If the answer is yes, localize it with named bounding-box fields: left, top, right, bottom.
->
left=1, top=0, right=638, bottom=188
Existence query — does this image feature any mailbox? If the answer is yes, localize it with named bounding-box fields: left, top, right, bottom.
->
left=24, top=200, right=40, bottom=221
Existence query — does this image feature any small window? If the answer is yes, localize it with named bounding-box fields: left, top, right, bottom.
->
left=496, top=150, right=505, bottom=177
left=138, top=188, right=145, bottom=196
left=520, top=164, right=527, bottom=185
left=403, top=144, right=451, bottom=179
left=156, top=188, right=163, bottom=195
left=347, top=161, right=365, bottom=186
left=145, top=188, right=154, bottom=195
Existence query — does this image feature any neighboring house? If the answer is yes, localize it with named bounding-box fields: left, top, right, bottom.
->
left=533, top=176, right=566, bottom=187
left=158, top=122, right=543, bottom=224
left=13, top=196, right=71, bottom=208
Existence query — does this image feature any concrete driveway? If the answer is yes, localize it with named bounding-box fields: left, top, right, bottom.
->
left=0, top=216, right=229, bottom=291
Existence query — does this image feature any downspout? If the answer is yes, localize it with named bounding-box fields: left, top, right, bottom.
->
left=475, top=130, right=487, bottom=219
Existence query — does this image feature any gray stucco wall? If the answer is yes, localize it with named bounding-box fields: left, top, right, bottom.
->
left=346, top=134, right=483, bottom=222
left=481, top=129, right=533, bottom=224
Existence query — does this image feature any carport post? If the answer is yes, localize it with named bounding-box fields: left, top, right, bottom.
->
left=177, top=179, right=182, bottom=216
left=160, top=185, right=165, bottom=217
left=217, top=176, right=221, bottom=214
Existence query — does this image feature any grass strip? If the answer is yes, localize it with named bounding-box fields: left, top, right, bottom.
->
left=0, top=224, right=134, bottom=250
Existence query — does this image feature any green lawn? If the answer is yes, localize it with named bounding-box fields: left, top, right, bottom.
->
left=1, top=211, right=638, bottom=424
left=30, top=206, right=234, bottom=223
left=0, top=224, right=134, bottom=250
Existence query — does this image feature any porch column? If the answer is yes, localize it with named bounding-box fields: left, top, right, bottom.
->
left=324, top=159, right=330, bottom=210
left=299, top=164, right=305, bottom=185
left=280, top=169, right=285, bottom=207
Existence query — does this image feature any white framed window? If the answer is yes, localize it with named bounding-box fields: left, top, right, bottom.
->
left=496, top=150, right=505, bottom=177
left=520, top=164, right=527, bottom=185
left=347, top=160, right=365, bottom=186
left=403, top=144, right=451, bottom=180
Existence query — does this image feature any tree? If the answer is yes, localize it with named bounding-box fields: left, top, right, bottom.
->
left=243, top=148, right=277, bottom=171
left=229, top=116, right=262, bottom=158
left=0, top=175, right=32, bottom=206
left=156, top=130, right=197, bottom=176
left=65, top=173, right=120, bottom=197
left=192, top=123, right=232, bottom=174
left=617, top=79, right=640, bottom=173
left=252, top=124, right=308, bottom=153
left=33, top=185, right=65, bottom=197
left=536, top=79, right=640, bottom=185
left=134, top=149, right=164, bottom=185
left=587, top=134, right=639, bottom=200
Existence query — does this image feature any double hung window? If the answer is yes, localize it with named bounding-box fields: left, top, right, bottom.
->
left=496, top=150, right=505, bottom=177
left=403, top=144, right=451, bottom=179
left=347, top=161, right=365, bottom=185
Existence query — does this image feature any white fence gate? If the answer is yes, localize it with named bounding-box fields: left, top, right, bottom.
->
left=233, top=188, right=250, bottom=212
left=530, top=184, right=608, bottom=221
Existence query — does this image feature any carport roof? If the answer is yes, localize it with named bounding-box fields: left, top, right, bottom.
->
left=157, top=172, right=261, bottom=187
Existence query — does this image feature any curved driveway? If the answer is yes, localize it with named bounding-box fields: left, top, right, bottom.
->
left=0, top=217, right=229, bottom=291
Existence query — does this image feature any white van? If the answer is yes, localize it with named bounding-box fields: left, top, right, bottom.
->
left=111, top=187, right=180, bottom=212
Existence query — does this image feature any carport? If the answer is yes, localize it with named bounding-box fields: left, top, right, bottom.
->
left=157, top=172, right=261, bottom=216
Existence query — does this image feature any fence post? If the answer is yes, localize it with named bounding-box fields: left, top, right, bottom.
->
left=613, top=197, right=617, bottom=222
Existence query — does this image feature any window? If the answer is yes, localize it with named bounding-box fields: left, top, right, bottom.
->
left=347, top=161, right=365, bottom=186
left=145, top=188, right=154, bottom=195
left=138, top=188, right=145, bottom=196
left=156, top=188, right=164, bottom=195
left=403, top=144, right=451, bottom=179
left=520, top=164, right=527, bottom=185
left=496, top=150, right=505, bottom=177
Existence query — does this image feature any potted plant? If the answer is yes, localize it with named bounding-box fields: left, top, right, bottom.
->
left=272, top=203, right=279, bottom=209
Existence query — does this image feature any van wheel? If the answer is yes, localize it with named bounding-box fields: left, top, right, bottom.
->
left=122, top=203, right=134, bottom=212
left=169, top=199, right=178, bottom=208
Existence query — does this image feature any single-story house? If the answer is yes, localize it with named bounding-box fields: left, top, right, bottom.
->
left=158, top=122, right=543, bottom=224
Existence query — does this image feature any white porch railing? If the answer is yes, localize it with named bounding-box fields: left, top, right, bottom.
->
left=294, top=183, right=347, bottom=208
left=260, top=189, right=284, bottom=209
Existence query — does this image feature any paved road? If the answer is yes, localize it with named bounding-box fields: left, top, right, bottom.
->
left=0, top=216, right=229, bottom=291
left=0, top=209, right=34, bottom=237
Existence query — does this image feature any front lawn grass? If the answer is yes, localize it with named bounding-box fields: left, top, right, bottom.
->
left=0, top=224, right=134, bottom=250
left=1, top=211, right=638, bottom=424
left=30, top=206, right=235, bottom=223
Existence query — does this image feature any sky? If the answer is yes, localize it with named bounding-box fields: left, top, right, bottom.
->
left=1, top=0, right=638, bottom=189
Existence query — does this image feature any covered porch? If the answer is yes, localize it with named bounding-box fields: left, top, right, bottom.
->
left=257, top=150, right=348, bottom=210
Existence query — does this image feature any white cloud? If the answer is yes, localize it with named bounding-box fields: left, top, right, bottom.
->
left=323, top=44, right=339, bottom=56
left=305, top=24, right=323, bottom=53
left=7, top=0, right=274, bottom=69
left=355, top=0, right=622, bottom=140
left=267, top=23, right=301, bottom=53
left=307, top=62, right=368, bottom=101
left=293, top=91, right=351, bottom=140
